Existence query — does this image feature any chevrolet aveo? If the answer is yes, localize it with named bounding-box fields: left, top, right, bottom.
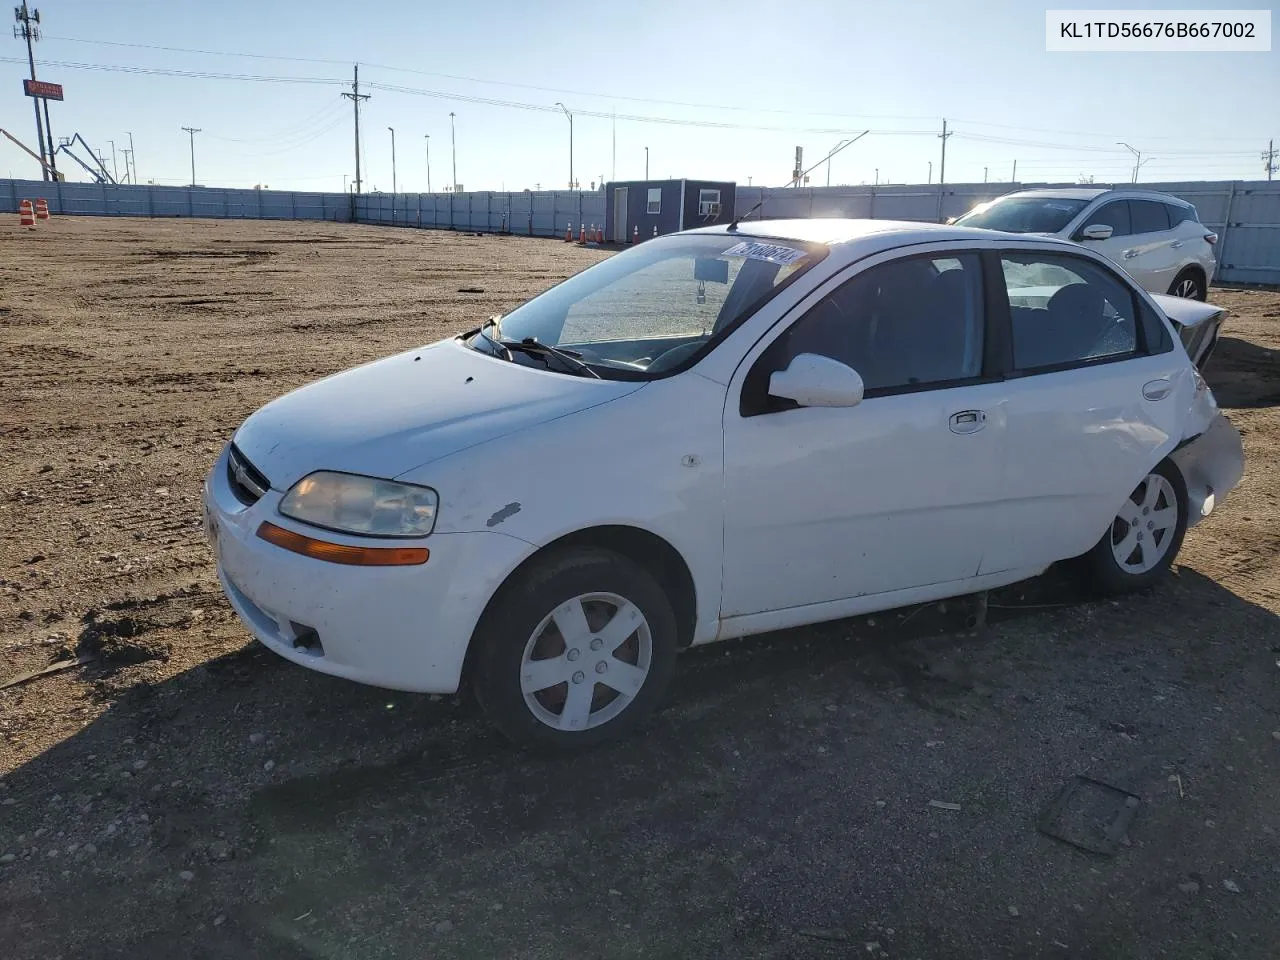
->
left=205, top=218, right=1244, bottom=749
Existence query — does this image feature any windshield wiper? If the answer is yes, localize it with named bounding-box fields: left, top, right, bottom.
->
left=503, top=338, right=601, bottom=378
left=478, top=315, right=512, bottom=359
left=477, top=317, right=599, bottom=378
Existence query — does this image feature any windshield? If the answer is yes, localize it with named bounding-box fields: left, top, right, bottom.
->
left=471, top=234, right=826, bottom=379
left=955, top=197, right=1089, bottom=233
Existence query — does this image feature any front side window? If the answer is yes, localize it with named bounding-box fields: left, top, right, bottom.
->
left=477, top=234, right=826, bottom=380
left=755, top=253, right=985, bottom=400
left=1082, top=201, right=1131, bottom=238
left=955, top=197, right=1088, bottom=234
left=646, top=188, right=661, bottom=214
left=1001, top=254, right=1137, bottom=371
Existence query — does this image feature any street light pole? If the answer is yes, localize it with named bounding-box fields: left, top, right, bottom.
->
left=424, top=134, right=431, bottom=193
left=644, top=146, right=649, bottom=180
left=128, top=131, right=136, bottom=183
left=826, top=138, right=856, bottom=187
left=555, top=102, right=574, bottom=190
left=449, top=112, right=457, bottom=190
left=108, top=139, right=118, bottom=182
left=181, top=126, right=200, bottom=187
left=387, top=126, right=396, bottom=194
left=1117, top=141, right=1148, bottom=183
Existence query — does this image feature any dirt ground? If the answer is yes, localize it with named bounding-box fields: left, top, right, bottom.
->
left=1, top=217, right=1278, bottom=959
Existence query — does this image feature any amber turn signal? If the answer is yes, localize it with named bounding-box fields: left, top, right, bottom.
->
left=256, top=521, right=429, bottom=566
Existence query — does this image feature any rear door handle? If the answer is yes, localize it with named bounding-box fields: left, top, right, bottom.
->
left=1123, top=249, right=1138, bottom=259
left=949, top=410, right=987, bottom=434
left=1171, top=239, right=1183, bottom=249
left=1143, top=378, right=1172, bottom=401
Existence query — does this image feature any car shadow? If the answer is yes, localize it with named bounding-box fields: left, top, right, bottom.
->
left=1204, top=335, right=1280, bottom=409
left=3, top=566, right=1280, bottom=959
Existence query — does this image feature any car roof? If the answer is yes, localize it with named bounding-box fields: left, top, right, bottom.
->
left=691, top=217, right=1080, bottom=251
left=988, top=187, right=1193, bottom=207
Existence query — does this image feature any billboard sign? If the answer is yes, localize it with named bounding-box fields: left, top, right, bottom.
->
left=23, top=79, right=64, bottom=101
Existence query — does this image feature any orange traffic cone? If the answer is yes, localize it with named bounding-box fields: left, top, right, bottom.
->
left=565, top=221, right=573, bottom=242
left=597, top=225, right=605, bottom=243
left=578, top=222, right=586, bottom=244
left=631, top=225, right=638, bottom=244
left=34, top=198, right=49, bottom=220
left=18, top=199, right=35, bottom=230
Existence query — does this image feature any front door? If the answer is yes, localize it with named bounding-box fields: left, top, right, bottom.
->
left=721, top=250, right=1005, bottom=618
left=612, top=187, right=628, bottom=243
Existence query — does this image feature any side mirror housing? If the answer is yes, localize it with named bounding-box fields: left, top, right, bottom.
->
left=768, top=353, right=865, bottom=408
left=1079, top=223, right=1113, bottom=241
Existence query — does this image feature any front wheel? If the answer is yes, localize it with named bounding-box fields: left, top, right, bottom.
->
left=471, top=548, right=678, bottom=750
left=1081, top=460, right=1188, bottom=595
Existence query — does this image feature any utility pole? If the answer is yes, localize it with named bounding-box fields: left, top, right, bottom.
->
left=1264, top=139, right=1276, bottom=180
left=611, top=109, right=616, bottom=182
left=341, top=65, right=370, bottom=194
left=1117, top=141, right=1148, bottom=183
left=555, top=102, right=574, bottom=190
left=984, top=166, right=988, bottom=183
left=128, top=131, right=136, bottom=183
left=387, top=126, right=396, bottom=194
left=1012, top=159, right=1017, bottom=183
left=644, top=146, right=649, bottom=179
left=108, top=139, right=119, bottom=181
left=449, top=112, right=457, bottom=190
left=424, top=134, right=431, bottom=193
left=13, top=2, right=50, bottom=180
left=181, top=126, right=200, bottom=186
left=927, top=160, right=932, bottom=184
left=937, top=118, right=953, bottom=221
left=874, top=168, right=879, bottom=186
left=122, top=148, right=133, bottom=184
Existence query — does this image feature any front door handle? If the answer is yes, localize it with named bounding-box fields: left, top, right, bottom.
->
left=1171, top=239, right=1184, bottom=249
left=1143, top=378, right=1172, bottom=401
left=949, top=410, right=987, bottom=435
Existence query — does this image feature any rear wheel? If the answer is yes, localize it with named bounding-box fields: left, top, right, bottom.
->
left=1169, top=268, right=1206, bottom=301
left=1081, top=460, right=1188, bottom=595
left=471, top=548, right=678, bottom=750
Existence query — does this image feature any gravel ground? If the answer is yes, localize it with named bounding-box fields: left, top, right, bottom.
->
left=1, top=217, right=1278, bottom=959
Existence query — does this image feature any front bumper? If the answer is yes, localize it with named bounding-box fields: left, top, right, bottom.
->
left=204, top=445, right=534, bottom=694
left=1171, top=413, right=1245, bottom=527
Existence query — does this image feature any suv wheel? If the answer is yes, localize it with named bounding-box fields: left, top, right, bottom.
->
left=1169, top=268, right=1206, bottom=301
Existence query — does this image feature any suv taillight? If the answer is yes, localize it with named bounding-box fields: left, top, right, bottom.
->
left=1204, top=232, right=1218, bottom=245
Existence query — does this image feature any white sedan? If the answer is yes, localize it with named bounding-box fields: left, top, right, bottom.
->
left=204, top=219, right=1244, bottom=749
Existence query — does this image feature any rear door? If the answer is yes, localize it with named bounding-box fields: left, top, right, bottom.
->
left=1126, top=198, right=1180, bottom=294
left=980, top=249, right=1185, bottom=575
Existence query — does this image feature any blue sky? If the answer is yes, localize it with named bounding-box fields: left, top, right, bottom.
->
left=1, top=0, right=1275, bottom=191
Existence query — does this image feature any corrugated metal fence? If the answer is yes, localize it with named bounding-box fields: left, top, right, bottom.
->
left=1, top=179, right=351, bottom=221
left=3, top=177, right=1276, bottom=284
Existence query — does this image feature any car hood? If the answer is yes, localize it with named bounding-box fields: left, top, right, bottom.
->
left=232, top=338, right=643, bottom=490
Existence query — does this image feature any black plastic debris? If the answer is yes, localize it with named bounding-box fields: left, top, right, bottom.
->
left=1038, top=775, right=1142, bottom=855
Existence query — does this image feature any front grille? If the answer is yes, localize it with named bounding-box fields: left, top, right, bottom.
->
left=227, top=443, right=271, bottom=506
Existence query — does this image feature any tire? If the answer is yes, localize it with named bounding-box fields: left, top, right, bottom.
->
left=470, top=547, right=678, bottom=750
left=1169, top=268, right=1206, bottom=301
left=1081, top=459, right=1188, bottom=595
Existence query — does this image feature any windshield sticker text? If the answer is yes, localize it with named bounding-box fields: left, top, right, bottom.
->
left=722, top=241, right=807, bottom=266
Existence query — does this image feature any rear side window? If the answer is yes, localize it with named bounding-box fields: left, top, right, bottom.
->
left=1165, top=203, right=1195, bottom=226
left=1085, top=201, right=1131, bottom=237
left=1138, top=298, right=1175, bottom=355
left=1001, top=254, right=1137, bottom=371
left=1130, top=199, right=1171, bottom=234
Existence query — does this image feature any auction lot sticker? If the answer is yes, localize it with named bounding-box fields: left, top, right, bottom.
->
left=1046, top=9, right=1271, bottom=51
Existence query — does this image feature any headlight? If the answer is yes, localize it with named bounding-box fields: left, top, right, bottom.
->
left=279, top=472, right=438, bottom=538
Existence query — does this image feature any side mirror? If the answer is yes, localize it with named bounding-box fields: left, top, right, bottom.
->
left=1079, top=223, right=1113, bottom=241
left=768, top=353, right=865, bottom=408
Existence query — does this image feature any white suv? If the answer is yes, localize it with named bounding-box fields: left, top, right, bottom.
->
left=954, top=189, right=1218, bottom=300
